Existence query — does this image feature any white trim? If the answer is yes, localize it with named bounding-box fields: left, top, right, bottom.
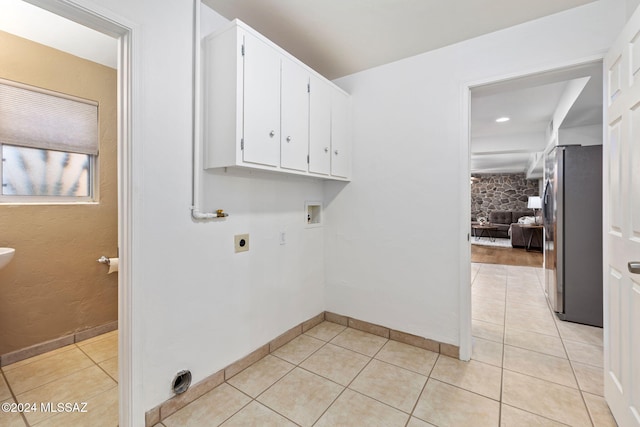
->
left=116, top=23, right=139, bottom=427
left=22, top=1, right=141, bottom=425
left=462, top=53, right=607, bottom=92
left=458, top=85, right=472, bottom=361
left=459, top=53, right=606, bottom=363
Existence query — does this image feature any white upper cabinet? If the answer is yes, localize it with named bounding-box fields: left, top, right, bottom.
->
left=331, top=89, right=351, bottom=178
left=242, top=33, right=280, bottom=167
left=203, top=19, right=350, bottom=181
left=280, top=57, right=309, bottom=172
left=309, top=75, right=332, bottom=176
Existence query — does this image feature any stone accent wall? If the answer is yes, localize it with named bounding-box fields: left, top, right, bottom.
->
left=471, top=173, right=539, bottom=220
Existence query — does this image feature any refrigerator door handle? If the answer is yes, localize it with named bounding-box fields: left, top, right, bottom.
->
left=543, top=179, right=551, bottom=206
left=628, top=262, right=640, bottom=274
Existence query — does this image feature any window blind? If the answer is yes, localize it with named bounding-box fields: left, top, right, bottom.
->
left=0, top=80, right=98, bottom=155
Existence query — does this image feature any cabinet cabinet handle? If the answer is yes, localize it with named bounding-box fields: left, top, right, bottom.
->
left=269, top=130, right=275, bottom=137
left=286, top=136, right=292, bottom=142
left=324, top=147, right=329, bottom=153
left=334, top=149, right=339, bottom=155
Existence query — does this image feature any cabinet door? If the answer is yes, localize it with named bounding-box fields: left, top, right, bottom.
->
left=331, top=89, right=351, bottom=178
left=309, top=75, right=331, bottom=175
left=242, top=33, right=280, bottom=167
left=280, top=58, right=309, bottom=172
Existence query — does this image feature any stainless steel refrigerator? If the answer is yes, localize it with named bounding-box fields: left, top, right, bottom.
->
left=543, top=144, right=603, bottom=327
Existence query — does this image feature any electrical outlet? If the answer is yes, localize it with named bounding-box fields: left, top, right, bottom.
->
left=234, top=234, right=249, bottom=253
left=279, top=231, right=286, bottom=245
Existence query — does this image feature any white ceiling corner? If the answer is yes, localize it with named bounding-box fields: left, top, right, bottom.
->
left=203, top=0, right=598, bottom=80
left=0, top=0, right=117, bottom=69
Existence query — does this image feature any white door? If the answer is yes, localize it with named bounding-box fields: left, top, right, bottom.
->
left=281, top=57, right=309, bottom=172
left=242, top=33, right=280, bottom=167
left=604, top=6, right=640, bottom=426
left=309, top=75, right=331, bottom=175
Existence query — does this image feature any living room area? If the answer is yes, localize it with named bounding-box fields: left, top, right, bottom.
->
left=470, top=173, right=544, bottom=266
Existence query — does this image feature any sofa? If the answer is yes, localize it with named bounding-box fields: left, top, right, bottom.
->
left=487, top=211, right=531, bottom=239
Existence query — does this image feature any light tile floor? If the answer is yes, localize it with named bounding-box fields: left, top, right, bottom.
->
left=0, top=330, right=118, bottom=427
left=0, top=263, right=618, bottom=426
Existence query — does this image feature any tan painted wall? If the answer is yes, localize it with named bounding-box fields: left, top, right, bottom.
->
left=0, top=31, right=117, bottom=354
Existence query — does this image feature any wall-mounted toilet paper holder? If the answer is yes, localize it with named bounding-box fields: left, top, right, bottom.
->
left=98, top=255, right=119, bottom=274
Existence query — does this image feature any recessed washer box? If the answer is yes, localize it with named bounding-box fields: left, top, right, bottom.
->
left=305, top=201, right=322, bottom=227
left=234, top=234, right=249, bottom=252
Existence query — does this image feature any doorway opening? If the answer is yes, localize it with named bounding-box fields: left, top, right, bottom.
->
left=462, top=59, right=606, bottom=422
left=0, top=0, right=133, bottom=424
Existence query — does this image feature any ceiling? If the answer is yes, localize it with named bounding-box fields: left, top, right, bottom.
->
left=203, top=0, right=597, bottom=79
left=1, top=0, right=603, bottom=177
left=0, top=0, right=117, bottom=68
left=470, top=61, right=603, bottom=177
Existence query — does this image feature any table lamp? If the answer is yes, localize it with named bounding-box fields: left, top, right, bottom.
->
left=528, top=196, right=542, bottom=225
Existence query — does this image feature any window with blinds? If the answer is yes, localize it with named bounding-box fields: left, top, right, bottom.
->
left=0, top=79, right=98, bottom=201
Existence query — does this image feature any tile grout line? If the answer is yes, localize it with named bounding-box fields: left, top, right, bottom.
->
left=433, top=264, right=509, bottom=412
left=75, top=345, right=117, bottom=384
left=1, top=367, right=30, bottom=427
left=505, top=264, right=597, bottom=426
left=3, top=350, right=97, bottom=402
left=496, top=264, right=511, bottom=427
left=312, top=327, right=446, bottom=424
left=181, top=326, right=342, bottom=427
left=296, top=328, right=445, bottom=424
left=498, top=264, right=576, bottom=425
left=405, top=351, right=442, bottom=426
left=214, top=385, right=276, bottom=427
left=2, top=333, right=118, bottom=427
left=551, top=315, right=598, bottom=427
left=228, top=327, right=344, bottom=427
left=539, top=265, right=598, bottom=427
left=309, top=330, right=389, bottom=426
left=475, top=263, right=594, bottom=426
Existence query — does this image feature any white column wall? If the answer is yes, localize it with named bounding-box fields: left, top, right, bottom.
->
left=325, top=0, right=624, bottom=345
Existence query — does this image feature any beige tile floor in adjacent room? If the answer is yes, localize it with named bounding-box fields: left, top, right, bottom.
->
left=0, top=330, right=118, bottom=427
left=0, top=263, right=617, bottom=426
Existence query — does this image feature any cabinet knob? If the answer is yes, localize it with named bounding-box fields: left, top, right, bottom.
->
left=269, top=130, right=275, bottom=138
left=324, top=147, right=329, bottom=153
left=334, top=149, right=339, bottom=155
left=286, top=136, right=292, bottom=142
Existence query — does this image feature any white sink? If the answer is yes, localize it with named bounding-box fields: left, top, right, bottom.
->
left=0, top=248, right=15, bottom=270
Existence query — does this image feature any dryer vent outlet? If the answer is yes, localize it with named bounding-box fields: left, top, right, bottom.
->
left=172, top=370, right=192, bottom=395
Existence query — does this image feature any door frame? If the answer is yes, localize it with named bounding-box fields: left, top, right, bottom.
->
left=24, top=0, right=139, bottom=425
left=458, top=53, right=605, bottom=361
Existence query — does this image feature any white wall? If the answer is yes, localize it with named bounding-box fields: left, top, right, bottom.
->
left=61, top=0, right=325, bottom=417
left=141, top=4, right=326, bottom=411
left=628, top=0, right=640, bottom=18
left=559, top=124, right=603, bottom=146
left=325, top=0, right=624, bottom=346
